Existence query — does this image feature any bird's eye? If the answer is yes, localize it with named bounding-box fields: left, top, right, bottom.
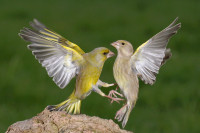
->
left=103, top=52, right=107, bottom=55
left=121, top=42, right=125, bottom=45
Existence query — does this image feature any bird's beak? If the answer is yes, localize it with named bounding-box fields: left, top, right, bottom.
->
left=111, top=42, right=120, bottom=48
left=107, top=50, right=115, bottom=58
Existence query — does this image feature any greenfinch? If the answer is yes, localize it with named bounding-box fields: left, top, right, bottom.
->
left=111, top=18, right=181, bottom=128
left=19, top=19, right=122, bottom=114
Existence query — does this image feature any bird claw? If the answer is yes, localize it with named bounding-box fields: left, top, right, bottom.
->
left=110, top=96, right=124, bottom=104
left=106, top=83, right=115, bottom=87
left=105, top=94, right=124, bottom=104
left=104, top=95, right=124, bottom=104
left=108, top=90, right=123, bottom=98
left=107, top=88, right=124, bottom=104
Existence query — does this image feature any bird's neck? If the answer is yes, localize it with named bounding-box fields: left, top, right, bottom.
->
left=83, top=53, right=104, bottom=69
left=116, top=52, right=132, bottom=60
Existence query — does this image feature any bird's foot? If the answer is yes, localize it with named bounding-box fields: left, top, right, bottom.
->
left=105, top=95, right=124, bottom=104
left=115, top=104, right=128, bottom=121
left=105, top=83, right=115, bottom=87
left=107, top=89, right=124, bottom=103
left=46, top=103, right=67, bottom=112
left=46, top=105, right=57, bottom=111
left=108, top=89, right=123, bottom=98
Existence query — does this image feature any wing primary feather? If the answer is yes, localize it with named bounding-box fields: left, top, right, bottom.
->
left=28, top=44, right=54, bottom=50
left=164, top=17, right=179, bottom=30
left=30, top=19, right=47, bottom=31
left=19, top=19, right=85, bottom=89
left=131, top=17, right=181, bottom=85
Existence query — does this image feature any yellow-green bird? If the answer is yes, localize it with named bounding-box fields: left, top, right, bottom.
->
left=19, top=19, right=122, bottom=114
left=110, top=18, right=181, bottom=128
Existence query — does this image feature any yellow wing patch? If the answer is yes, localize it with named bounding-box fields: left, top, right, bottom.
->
left=39, top=28, right=85, bottom=55
left=134, top=40, right=148, bottom=55
left=62, top=45, right=84, bottom=63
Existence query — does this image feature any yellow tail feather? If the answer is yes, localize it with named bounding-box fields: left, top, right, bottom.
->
left=48, top=91, right=81, bottom=114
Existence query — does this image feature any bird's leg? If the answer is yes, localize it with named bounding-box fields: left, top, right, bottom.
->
left=96, top=80, right=115, bottom=88
left=92, top=85, right=124, bottom=104
left=96, top=80, right=124, bottom=103
left=113, top=83, right=120, bottom=91
left=115, top=104, right=128, bottom=121
left=114, top=83, right=118, bottom=89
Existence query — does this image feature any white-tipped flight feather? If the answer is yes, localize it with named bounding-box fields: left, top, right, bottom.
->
left=19, top=19, right=85, bottom=89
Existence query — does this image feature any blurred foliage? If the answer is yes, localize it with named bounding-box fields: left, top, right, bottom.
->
left=0, top=0, right=200, bottom=132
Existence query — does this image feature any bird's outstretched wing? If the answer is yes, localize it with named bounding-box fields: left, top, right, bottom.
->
left=130, top=17, right=181, bottom=85
left=19, top=19, right=85, bottom=89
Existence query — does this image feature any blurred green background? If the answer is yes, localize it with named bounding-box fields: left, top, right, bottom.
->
left=0, top=0, right=200, bottom=132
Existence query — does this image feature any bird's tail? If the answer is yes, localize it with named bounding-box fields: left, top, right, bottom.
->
left=121, top=103, right=134, bottom=128
left=47, top=90, right=81, bottom=114
left=116, top=102, right=135, bottom=128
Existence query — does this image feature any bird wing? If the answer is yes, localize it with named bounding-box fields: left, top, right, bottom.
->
left=19, top=19, right=85, bottom=89
left=130, top=17, right=181, bottom=85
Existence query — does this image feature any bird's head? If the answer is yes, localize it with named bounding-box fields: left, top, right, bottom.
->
left=86, top=47, right=115, bottom=67
left=111, top=40, right=134, bottom=57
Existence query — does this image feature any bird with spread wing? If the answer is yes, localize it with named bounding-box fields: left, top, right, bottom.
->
left=110, top=17, right=181, bottom=128
left=19, top=19, right=123, bottom=114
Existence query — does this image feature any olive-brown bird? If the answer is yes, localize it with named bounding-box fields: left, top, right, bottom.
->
left=111, top=18, right=181, bottom=128
left=19, top=19, right=122, bottom=114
